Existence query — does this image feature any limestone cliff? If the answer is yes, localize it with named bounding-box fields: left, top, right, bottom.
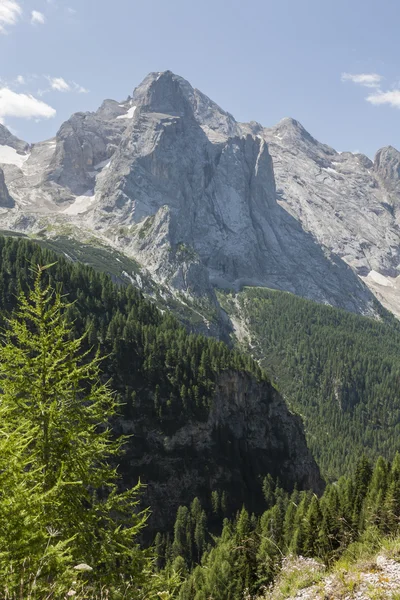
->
left=120, top=369, right=323, bottom=532
left=0, top=71, right=379, bottom=322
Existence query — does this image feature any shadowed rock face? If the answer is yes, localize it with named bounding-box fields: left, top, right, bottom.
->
left=0, top=169, right=14, bottom=208
left=119, top=370, right=324, bottom=533
left=0, top=70, right=399, bottom=316
left=0, top=124, right=29, bottom=154
left=374, top=146, right=400, bottom=196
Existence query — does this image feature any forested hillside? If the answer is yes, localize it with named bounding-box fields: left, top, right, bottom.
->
left=0, top=236, right=321, bottom=534
left=219, top=288, right=400, bottom=480
left=3, top=235, right=400, bottom=597
left=163, top=453, right=400, bottom=599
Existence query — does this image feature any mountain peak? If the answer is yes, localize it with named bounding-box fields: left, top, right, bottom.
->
left=273, top=117, right=312, bottom=140
left=0, top=124, right=28, bottom=154
left=131, top=70, right=238, bottom=138
left=374, top=145, right=400, bottom=188
left=131, top=70, right=195, bottom=116
left=375, top=145, right=400, bottom=162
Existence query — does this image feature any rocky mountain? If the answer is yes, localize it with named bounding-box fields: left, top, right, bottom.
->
left=263, top=118, right=400, bottom=316
left=1, top=71, right=400, bottom=322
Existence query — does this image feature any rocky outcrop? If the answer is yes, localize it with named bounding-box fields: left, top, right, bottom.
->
left=44, top=109, right=128, bottom=197
left=121, top=370, right=323, bottom=532
left=0, top=168, right=13, bottom=208
left=374, top=145, right=400, bottom=198
left=0, top=124, right=29, bottom=153
left=268, top=552, right=400, bottom=599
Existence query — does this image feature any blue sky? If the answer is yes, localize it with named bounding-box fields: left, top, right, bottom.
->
left=0, top=0, right=399, bottom=157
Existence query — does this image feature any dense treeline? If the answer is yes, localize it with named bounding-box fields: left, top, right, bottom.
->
left=0, top=236, right=264, bottom=434
left=2, top=236, right=400, bottom=596
left=219, top=288, right=400, bottom=480
left=160, top=454, right=400, bottom=599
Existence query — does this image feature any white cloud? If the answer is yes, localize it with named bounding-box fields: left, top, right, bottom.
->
left=0, top=0, right=22, bottom=33
left=72, top=82, right=88, bottom=94
left=0, top=88, right=56, bottom=120
left=44, top=76, right=88, bottom=94
left=31, top=10, right=45, bottom=25
left=15, top=75, right=25, bottom=85
left=366, top=90, right=400, bottom=109
left=341, top=72, right=383, bottom=88
left=47, top=76, right=70, bottom=92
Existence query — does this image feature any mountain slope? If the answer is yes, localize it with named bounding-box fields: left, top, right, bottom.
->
left=0, top=71, right=387, bottom=325
left=0, top=234, right=323, bottom=532
left=263, top=117, right=400, bottom=316
left=218, top=286, right=400, bottom=480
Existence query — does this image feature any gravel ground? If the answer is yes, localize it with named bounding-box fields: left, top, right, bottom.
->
left=290, top=554, right=400, bottom=599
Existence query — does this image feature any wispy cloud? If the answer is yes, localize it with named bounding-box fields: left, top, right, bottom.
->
left=44, top=76, right=88, bottom=94
left=72, top=82, right=88, bottom=94
left=341, top=72, right=383, bottom=88
left=366, top=90, right=400, bottom=109
left=0, top=0, right=22, bottom=33
left=341, top=71, right=400, bottom=111
left=3, top=74, right=89, bottom=101
left=47, top=76, right=70, bottom=92
left=0, top=88, right=56, bottom=120
left=31, top=10, right=45, bottom=25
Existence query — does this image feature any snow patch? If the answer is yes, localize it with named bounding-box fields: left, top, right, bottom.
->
left=367, top=270, right=394, bottom=287
left=116, top=106, right=137, bottom=120
left=93, top=159, right=110, bottom=170
left=63, top=191, right=96, bottom=215
left=0, top=145, right=30, bottom=168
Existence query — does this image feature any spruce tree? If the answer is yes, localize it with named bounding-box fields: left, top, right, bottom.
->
left=0, top=266, right=150, bottom=596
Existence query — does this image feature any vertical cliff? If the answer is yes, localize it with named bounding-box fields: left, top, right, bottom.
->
left=120, top=369, right=323, bottom=532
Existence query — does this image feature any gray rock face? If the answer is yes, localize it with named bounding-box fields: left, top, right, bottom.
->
left=374, top=146, right=400, bottom=197
left=0, top=70, right=400, bottom=317
left=88, top=72, right=376, bottom=315
left=262, top=118, right=400, bottom=315
left=123, top=369, right=323, bottom=532
left=0, top=168, right=13, bottom=208
left=0, top=124, right=29, bottom=153
left=44, top=108, right=128, bottom=197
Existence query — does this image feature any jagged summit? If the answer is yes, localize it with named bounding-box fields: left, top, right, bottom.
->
left=0, top=124, right=28, bottom=153
left=131, top=70, right=195, bottom=117
left=373, top=146, right=400, bottom=207
left=130, top=70, right=238, bottom=140
left=0, top=70, right=399, bottom=319
left=274, top=116, right=307, bottom=132
left=374, top=145, right=400, bottom=178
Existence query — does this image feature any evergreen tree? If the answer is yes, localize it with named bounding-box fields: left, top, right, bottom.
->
left=303, top=495, right=323, bottom=557
left=0, top=266, right=150, bottom=596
